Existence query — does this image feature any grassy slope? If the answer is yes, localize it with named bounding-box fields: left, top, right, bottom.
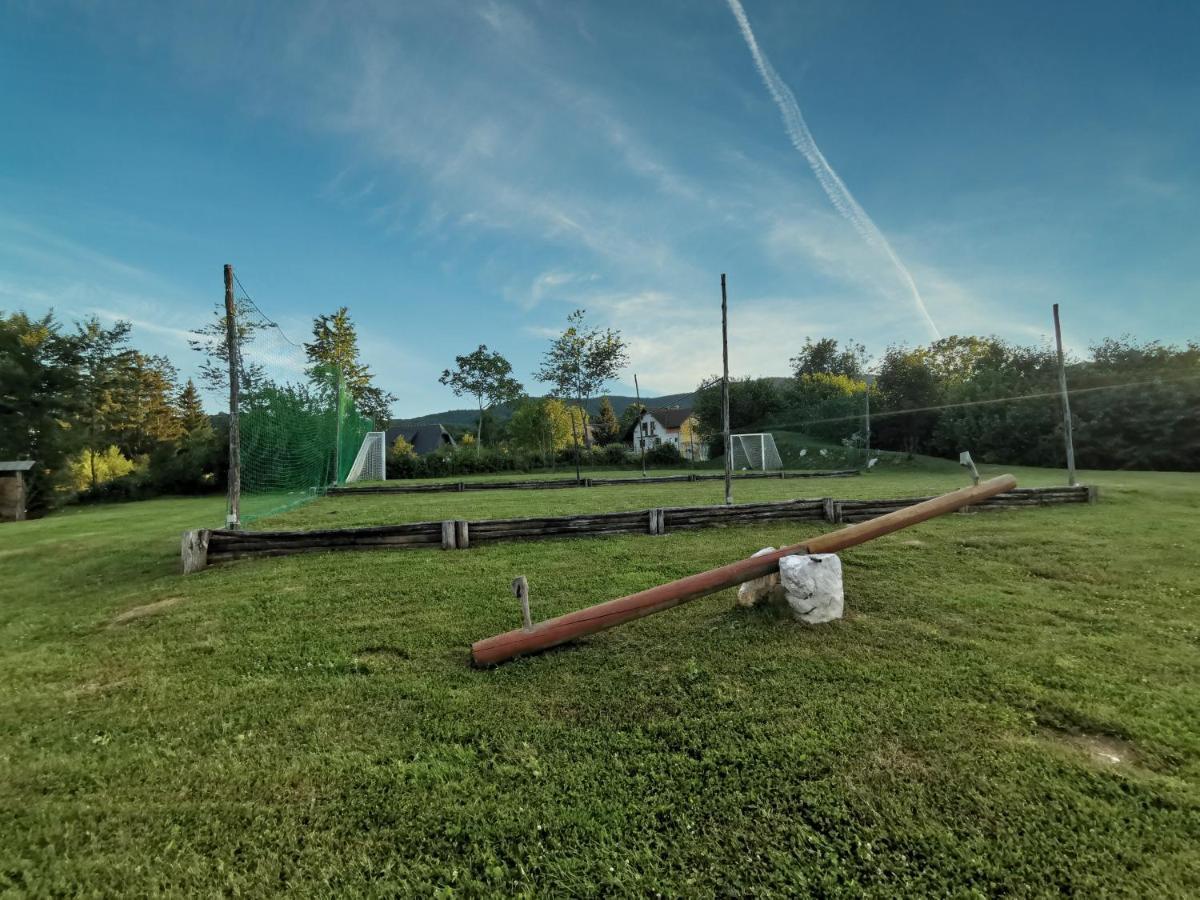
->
left=1, top=466, right=1198, bottom=894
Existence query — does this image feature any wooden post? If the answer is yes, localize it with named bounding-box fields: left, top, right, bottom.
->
left=634, top=373, right=647, bottom=477
left=721, top=274, right=732, bottom=506
left=822, top=497, right=836, bottom=523
left=512, top=576, right=532, bottom=630
left=1052, top=304, right=1077, bottom=486
left=223, top=265, right=241, bottom=529
left=441, top=521, right=456, bottom=550
left=333, top=366, right=343, bottom=486
left=657, top=508, right=666, bottom=535
left=648, top=509, right=659, bottom=534
left=181, top=529, right=209, bottom=574
left=455, top=520, right=470, bottom=549
left=471, top=475, right=1018, bottom=665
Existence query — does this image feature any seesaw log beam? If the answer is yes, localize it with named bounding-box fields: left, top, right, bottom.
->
left=471, top=474, right=1017, bottom=666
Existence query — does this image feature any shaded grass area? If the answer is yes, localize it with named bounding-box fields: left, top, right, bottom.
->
left=1, top=469, right=1198, bottom=893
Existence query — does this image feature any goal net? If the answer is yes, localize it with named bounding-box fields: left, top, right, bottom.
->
left=346, top=431, right=386, bottom=483
left=730, top=433, right=784, bottom=471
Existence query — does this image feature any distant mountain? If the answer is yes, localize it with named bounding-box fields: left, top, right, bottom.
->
left=389, top=391, right=697, bottom=432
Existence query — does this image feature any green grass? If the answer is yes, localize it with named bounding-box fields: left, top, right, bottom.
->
left=1, top=465, right=1198, bottom=894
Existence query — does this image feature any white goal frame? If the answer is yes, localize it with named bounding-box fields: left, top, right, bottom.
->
left=730, top=432, right=783, bottom=472
left=346, top=431, right=387, bottom=483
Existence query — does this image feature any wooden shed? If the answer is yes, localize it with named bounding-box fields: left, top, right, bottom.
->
left=0, top=461, right=35, bottom=522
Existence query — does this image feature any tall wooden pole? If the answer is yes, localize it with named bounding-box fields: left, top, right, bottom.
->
left=721, top=274, right=732, bottom=505
left=334, top=366, right=343, bottom=486
left=1052, top=304, right=1077, bottom=486
left=633, top=373, right=647, bottom=476
left=223, top=264, right=241, bottom=529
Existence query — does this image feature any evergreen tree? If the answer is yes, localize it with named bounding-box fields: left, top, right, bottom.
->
left=115, top=352, right=183, bottom=457
left=593, top=396, right=621, bottom=444
left=75, top=317, right=135, bottom=490
left=177, top=379, right=212, bottom=437
left=305, top=306, right=395, bottom=428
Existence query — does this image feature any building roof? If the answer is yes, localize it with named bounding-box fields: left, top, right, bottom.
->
left=0, top=461, right=35, bottom=472
left=622, top=407, right=694, bottom=442
left=384, top=424, right=456, bottom=455
left=648, top=407, right=694, bottom=429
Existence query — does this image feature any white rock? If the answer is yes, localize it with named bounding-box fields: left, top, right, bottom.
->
left=779, top=554, right=844, bottom=624
left=736, top=547, right=780, bottom=607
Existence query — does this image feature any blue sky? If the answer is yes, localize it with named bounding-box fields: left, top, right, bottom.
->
left=2, top=0, right=1197, bottom=416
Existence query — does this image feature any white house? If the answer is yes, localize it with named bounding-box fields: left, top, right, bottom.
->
left=623, top=408, right=708, bottom=461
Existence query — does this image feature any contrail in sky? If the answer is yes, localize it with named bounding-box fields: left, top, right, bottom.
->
left=725, top=0, right=941, bottom=339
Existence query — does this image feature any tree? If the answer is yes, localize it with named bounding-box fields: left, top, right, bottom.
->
left=438, top=345, right=523, bottom=448
left=75, top=317, right=135, bottom=490
left=790, top=337, right=868, bottom=380
left=188, top=297, right=267, bottom=396
left=693, top=376, right=781, bottom=439
left=114, top=352, right=183, bottom=458
left=305, top=307, right=396, bottom=428
left=593, top=397, right=621, bottom=444
left=535, top=309, right=629, bottom=477
left=873, top=346, right=941, bottom=455
left=0, top=310, right=87, bottom=511
left=177, top=379, right=212, bottom=437
left=509, top=397, right=575, bottom=462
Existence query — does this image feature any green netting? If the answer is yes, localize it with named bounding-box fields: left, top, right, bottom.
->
left=229, top=302, right=374, bottom=526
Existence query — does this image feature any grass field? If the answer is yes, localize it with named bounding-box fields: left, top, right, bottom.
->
left=1, top=461, right=1198, bottom=894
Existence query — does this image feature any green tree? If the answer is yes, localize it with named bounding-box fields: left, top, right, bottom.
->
left=438, top=345, right=523, bottom=448
left=75, top=317, right=135, bottom=491
left=693, top=376, right=781, bottom=440
left=0, top=310, right=86, bottom=511
left=177, top=379, right=212, bottom=437
left=535, top=309, right=629, bottom=477
left=114, top=352, right=183, bottom=457
left=873, top=346, right=941, bottom=455
left=508, top=397, right=575, bottom=462
left=593, top=396, right=621, bottom=444
left=790, top=337, right=868, bottom=380
left=188, top=298, right=267, bottom=395
left=305, top=307, right=396, bottom=428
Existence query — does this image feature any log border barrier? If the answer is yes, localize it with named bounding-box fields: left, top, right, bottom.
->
left=183, top=485, right=1096, bottom=571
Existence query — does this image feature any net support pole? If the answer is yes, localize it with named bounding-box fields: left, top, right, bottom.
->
left=1052, top=304, right=1077, bottom=486
left=721, top=273, right=732, bottom=505
left=334, top=366, right=343, bottom=486
left=634, top=373, right=646, bottom=477
left=223, top=264, right=241, bottom=530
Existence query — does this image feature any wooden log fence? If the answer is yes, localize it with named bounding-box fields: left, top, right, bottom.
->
left=184, top=485, right=1096, bottom=571
left=326, top=469, right=859, bottom=496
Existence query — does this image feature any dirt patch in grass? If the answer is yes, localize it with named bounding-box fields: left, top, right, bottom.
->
left=1039, top=727, right=1141, bottom=768
left=108, top=596, right=184, bottom=627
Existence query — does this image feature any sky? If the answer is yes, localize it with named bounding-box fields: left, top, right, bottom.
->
left=2, top=0, right=1197, bottom=417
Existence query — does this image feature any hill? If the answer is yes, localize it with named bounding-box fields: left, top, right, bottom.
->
left=389, top=391, right=696, bottom=432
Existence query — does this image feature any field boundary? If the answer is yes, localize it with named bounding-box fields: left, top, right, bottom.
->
left=184, top=485, right=1097, bottom=570
left=326, top=469, right=859, bottom=495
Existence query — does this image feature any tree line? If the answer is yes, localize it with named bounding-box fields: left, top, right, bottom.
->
left=692, top=335, right=1199, bottom=471
left=1, top=300, right=394, bottom=514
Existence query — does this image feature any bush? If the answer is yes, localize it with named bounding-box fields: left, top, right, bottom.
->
left=645, top=443, right=682, bottom=465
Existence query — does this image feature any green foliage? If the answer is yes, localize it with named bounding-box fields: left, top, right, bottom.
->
left=593, top=396, right=621, bottom=444
left=535, top=309, right=629, bottom=451
left=784, top=372, right=871, bottom=444
left=644, top=441, right=682, bottom=465
left=693, top=376, right=781, bottom=439
left=790, top=336, right=868, bottom=379
left=439, top=344, right=523, bottom=448
left=0, top=310, right=88, bottom=511
left=177, top=379, right=212, bottom=438
left=305, top=306, right=395, bottom=428
left=508, top=397, right=575, bottom=459
left=67, top=445, right=135, bottom=491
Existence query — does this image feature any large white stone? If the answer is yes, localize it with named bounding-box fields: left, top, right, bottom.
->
left=736, top=547, right=780, bottom=607
left=779, top=554, right=844, bottom=624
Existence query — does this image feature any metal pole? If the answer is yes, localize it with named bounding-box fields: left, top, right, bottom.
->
left=1052, top=304, right=1077, bottom=486
left=721, top=274, right=732, bottom=505
left=223, top=264, right=241, bottom=529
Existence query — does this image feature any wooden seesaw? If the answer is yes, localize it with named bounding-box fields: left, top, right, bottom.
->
left=470, top=474, right=1017, bottom=666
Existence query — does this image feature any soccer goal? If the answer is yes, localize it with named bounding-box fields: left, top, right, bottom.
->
left=730, top=433, right=783, bottom=471
left=345, top=431, right=387, bottom=483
